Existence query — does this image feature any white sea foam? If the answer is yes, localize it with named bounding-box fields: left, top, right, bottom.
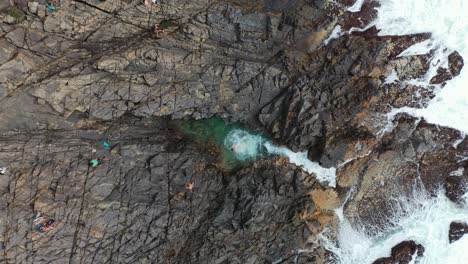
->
left=264, top=142, right=337, bottom=187
left=328, top=2, right=468, bottom=263
left=397, top=39, right=435, bottom=58
left=453, top=133, right=465, bottom=149
left=373, top=0, right=468, bottom=133
left=346, top=0, right=365, bottom=13
left=450, top=167, right=465, bottom=177
left=324, top=189, right=468, bottom=264
left=224, top=129, right=336, bottom=187
left=324, top=25, right=343, bottom=45
left=383, top=70, right=399, bottom=85
left=224, top=130, right=265, bottom=161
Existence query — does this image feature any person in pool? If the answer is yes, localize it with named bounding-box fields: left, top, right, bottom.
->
left=231, top=135, right=247, bottom=152
left=230, top=134, right=268, bottom=156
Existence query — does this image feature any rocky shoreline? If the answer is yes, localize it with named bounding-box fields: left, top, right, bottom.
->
left=0, top=0, right=466, bottom=263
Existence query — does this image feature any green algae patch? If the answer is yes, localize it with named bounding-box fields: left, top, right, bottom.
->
left=9, top=7, right=24, bottom=19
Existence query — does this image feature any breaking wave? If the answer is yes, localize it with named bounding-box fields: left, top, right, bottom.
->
left=322, top=188, right=468, bottom=264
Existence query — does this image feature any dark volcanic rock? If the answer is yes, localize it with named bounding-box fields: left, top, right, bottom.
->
left=373, top=241, right=424, bottom=264
left=430, top=51, right=464, bottom=84
left=0, top=116, right=324, bottom=263
left=449, top=222, right=468, bottom=243
left=445, top=176, right=468, bottom=203
left=260, top=35, right=385, bottom=153
left=341, top=0, right=380, bottom=31
left=430, top=67, right=453, bottom=84
left=449, top=51, right=464, bottom=76
left=0, top=2, right=347, bottom=262
left=342, top=116, right=467, bottom=226
left=0, top=0, right=467, bottom=263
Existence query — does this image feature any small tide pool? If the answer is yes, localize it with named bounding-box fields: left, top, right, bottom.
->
left=175, top=116, right=336, bottom=187
left=175, top=117, right=269, bottom=171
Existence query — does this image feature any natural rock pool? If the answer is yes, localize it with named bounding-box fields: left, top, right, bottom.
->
left=175, top=117, right=269, bottom=171
left=176, top=117, right=337, bottom=187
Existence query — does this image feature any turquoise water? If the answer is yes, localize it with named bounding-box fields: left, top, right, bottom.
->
left=176, top=117, right=337, bottom=187
left=175, top=117, right=269, bottom=171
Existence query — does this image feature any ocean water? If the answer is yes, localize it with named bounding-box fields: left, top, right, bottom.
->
left=374, top=0, right=468, bottom=133
left=346, top=0, right=366, bottom=12
left=326, top=1, right=468, bottom=263
left=323, top=189, right=468, bottom=264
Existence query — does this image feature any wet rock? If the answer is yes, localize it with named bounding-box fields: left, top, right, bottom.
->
left=342, top=0, right=380, bottom=32
left=430, top=51, right=464, bottom=84
left=259, top=35, right=382, bottom=152
left=373, top=241, right=424, bottom=264
left=445, top=176, right=467, bottom=203
left=449, top=222, right=468, bottom=243
left=342, top=117, right=465, bottom=226
left=448, top=51, right=464, bottom=76
left=430, top=67, right=452, bottom=84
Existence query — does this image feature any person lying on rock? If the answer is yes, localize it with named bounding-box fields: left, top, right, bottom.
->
left=46, top=0, right=60, bottom=10
left=36, top=219, right=56, bottom=234
left=34, top=212, right=56, bottom=234
left=90, top=158, right=101, bottom=167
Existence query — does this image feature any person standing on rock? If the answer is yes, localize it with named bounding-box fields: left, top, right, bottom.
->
left=153, top=23, right=163, bottom=38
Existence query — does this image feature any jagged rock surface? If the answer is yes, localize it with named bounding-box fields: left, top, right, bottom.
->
left=372, top=241, right=424, bottom=264
left=449, top=222, right=468, bottom=244
left=0, top=116, right=328, bottom=263
left=0, top=0, right=340, bottom=263
left=0, top=0, right=467, bottom=263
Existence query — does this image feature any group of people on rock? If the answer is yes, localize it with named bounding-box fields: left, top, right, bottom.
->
left=89, top=140, right=111, bottom=168
left=34, top=140, right=111, bottom=235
